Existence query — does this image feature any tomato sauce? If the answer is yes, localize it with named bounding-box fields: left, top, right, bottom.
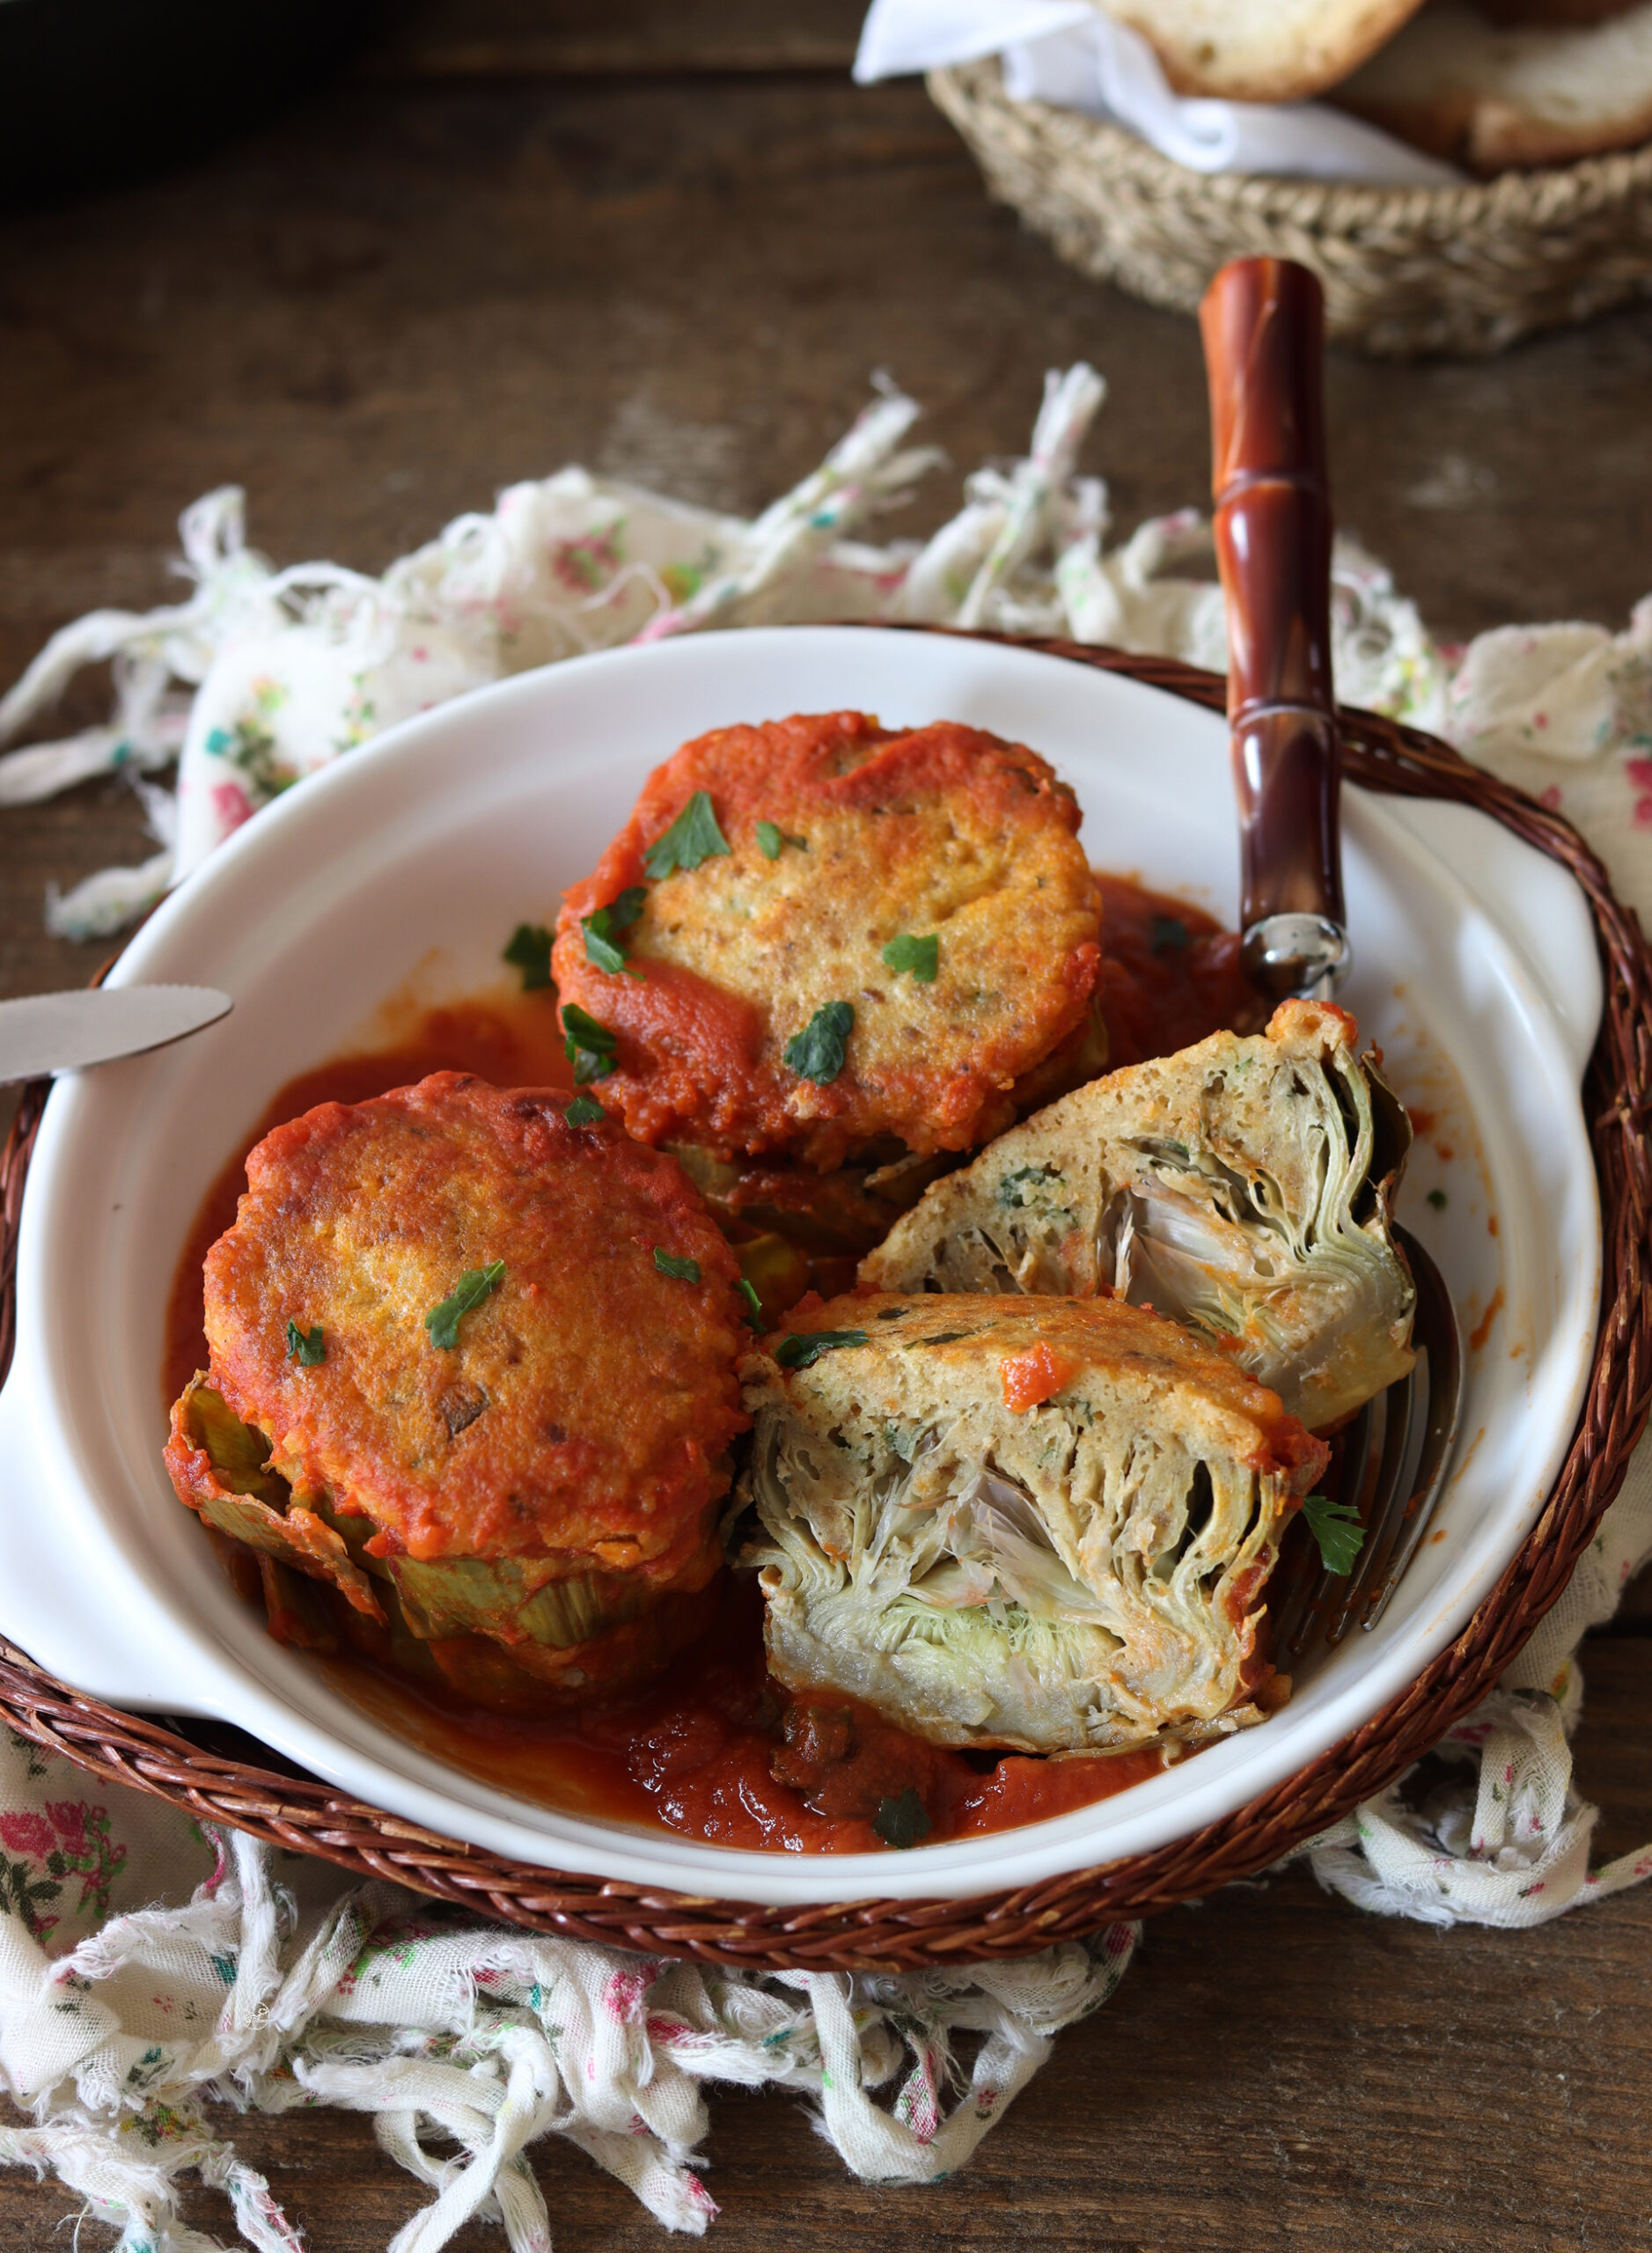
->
left=1094, top=874, right=1262, bottom=1067
left=162, top=877, right=1259, bottom=1851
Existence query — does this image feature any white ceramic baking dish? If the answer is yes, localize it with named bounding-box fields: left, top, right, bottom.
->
left=0, top=626, right=1602, bottom=1905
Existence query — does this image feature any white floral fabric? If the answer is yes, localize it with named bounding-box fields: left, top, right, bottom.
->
left=0, top=1742, right=1136, bottom=2249
left=4, top=370, right=1652, bottom=2248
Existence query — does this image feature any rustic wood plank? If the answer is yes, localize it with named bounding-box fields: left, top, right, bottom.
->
left=364, top=0, right=867, bottom=78
left=2, top=1635, right=1648, bottom=2249
left=4, top=71, right=1651, bottom=1042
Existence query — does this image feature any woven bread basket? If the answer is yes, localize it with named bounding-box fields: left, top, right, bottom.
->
left=929, top=59, right=1652, bottom=357
left=1, top=633, right=1648, bottom=1971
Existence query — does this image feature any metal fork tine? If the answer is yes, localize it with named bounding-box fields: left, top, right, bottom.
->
left=1282, top=1392, right=1380, bottom=1659
left=1362, top=1229, right=1463, bottom=1630
left=1326, top=1367, right=1413, bottom=1643
left=1278, top=1222, right=1464, bottom=1664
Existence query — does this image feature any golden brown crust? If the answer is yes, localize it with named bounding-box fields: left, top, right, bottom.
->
left=202, top=1073, right=749, bottom=1565
left=753, top=1290, right=1325, bottom=1477
left=551, top=713, right=1101, bottom=1171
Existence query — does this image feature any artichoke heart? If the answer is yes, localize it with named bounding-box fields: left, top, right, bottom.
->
left=738, top=1293, right=1328, bottom=1754
left=861, top=998, right=1416, bottom=1431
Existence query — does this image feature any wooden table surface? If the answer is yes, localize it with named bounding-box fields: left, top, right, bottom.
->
left=4, top=6, right=1651, bottom=2246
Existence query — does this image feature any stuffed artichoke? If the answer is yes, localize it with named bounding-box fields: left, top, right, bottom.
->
left=860, top=999, right=1415, bottom=1432
left=165, top=1072, right=749, bottom=1710
left=738, top=1292, right=1329, bottom=1754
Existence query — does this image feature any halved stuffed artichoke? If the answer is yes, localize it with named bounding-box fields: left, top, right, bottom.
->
left=738, top=1292, right=1328, bottom=1753
left=861, top=999, right=1415, bottom=1432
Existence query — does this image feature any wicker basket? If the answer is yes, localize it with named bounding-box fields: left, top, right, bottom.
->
left=929, top=59, right=1652, bottom=356
left=2, top=634, right=1648, bottom=1971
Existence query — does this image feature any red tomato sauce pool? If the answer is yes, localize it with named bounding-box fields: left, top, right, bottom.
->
left=163, top=877, right=1259, bottom=1851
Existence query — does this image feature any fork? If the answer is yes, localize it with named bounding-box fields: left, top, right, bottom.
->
left=1200, top=256, right=1465, bottom=1654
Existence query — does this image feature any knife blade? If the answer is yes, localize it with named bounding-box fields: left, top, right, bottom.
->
left=0, top=986, right=233, bottom=1084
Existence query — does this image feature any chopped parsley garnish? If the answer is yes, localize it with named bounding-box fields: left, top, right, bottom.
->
left=738, top=1277, right=764, bottom=1326
left=774, top=1328, right=869, bottom=1370
left=1302, top=1492, right=1365, bottom=1577
left=873, top=1788, right=932, bottom=1850
left=756, top=819, right=807, bottom=861
left=423, top=1261, right=506, bottom=1352
left=881, top=933, right=939, bottom=983
left=285, top=1320, right=326, bottom=1367
left=562, top=1002, right=618, bottom=1084
left=654, top=1247, right=701, bottom=1283
left=581, top=885, right=648, bottom=978
left=1426, top=1187, right=1449, bottom=1210
left=783, top=1000, right=854, bottom=1085
left=643, top=790, right=731, bottom=878
left=1150, top=915, right=1191, bottom=954
left=1000, top=1164, right=1061, bottom=1207
left=503, top=922, right=554, bottom=992
left=564, top=1094, right=606, bottom=1126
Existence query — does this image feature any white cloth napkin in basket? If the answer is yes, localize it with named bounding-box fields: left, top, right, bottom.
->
left=853, top=0, right=1460, bottom=182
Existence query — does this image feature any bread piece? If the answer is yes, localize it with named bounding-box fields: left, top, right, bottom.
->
left=1090, top=0, right=1428, bottom=102
left=739, top=1291, right=1327, bottom=1754
left=861, top=1000, right=1414, bottom=1434
left=1333, top=0, right=1652, bottom=171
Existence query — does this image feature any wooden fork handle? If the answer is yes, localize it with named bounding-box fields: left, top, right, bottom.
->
left=1200, top=257, right=1350, bottom=1001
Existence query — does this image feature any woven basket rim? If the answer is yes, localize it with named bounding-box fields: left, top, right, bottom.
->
left=929, top=55, right=1652, bottom=221
left=2, top=628, right=1648, bottom=1971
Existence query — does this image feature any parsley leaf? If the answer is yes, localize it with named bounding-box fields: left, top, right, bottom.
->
left=873, top=1788, right=931, bottom=1850
left=1302, top=1492, right=1365, bottom=1577
left=783, top=1000, right=854, bottom=1085
left=503, top=923, right=554, bottom=992
left=738, top=1277, right=764, bottom=1326
left=564, top=1094, right=606, bottom=1126
left=881, top=932, right=939, bottom=983
left=423, top=1260, right=506, bottom=1352
left=1150, top=915, right=1191, bottom=955
left=643, top=790, right=731, bottom=878
left=1426, top=1187, right=1449, bottom=1210
left=582, top=886, right=649, bottom=979
left=756, top=820, right=807, bottom=861
left=562, top=1002, right=618, bottom=1084
left=774, top=1329, right=869, bottom=1370
left=654, top=1247, right=701, bottom=1282
left=285, top=1320, right=325, bottom=1367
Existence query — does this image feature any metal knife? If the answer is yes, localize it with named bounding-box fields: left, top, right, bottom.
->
left=0, top=986, right=233, bottom=1085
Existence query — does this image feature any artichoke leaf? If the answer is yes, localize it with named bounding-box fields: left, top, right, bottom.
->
left=385, top=1553, right=651, bottom=1648
left=165, top=1378, right=385, bottom=1622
